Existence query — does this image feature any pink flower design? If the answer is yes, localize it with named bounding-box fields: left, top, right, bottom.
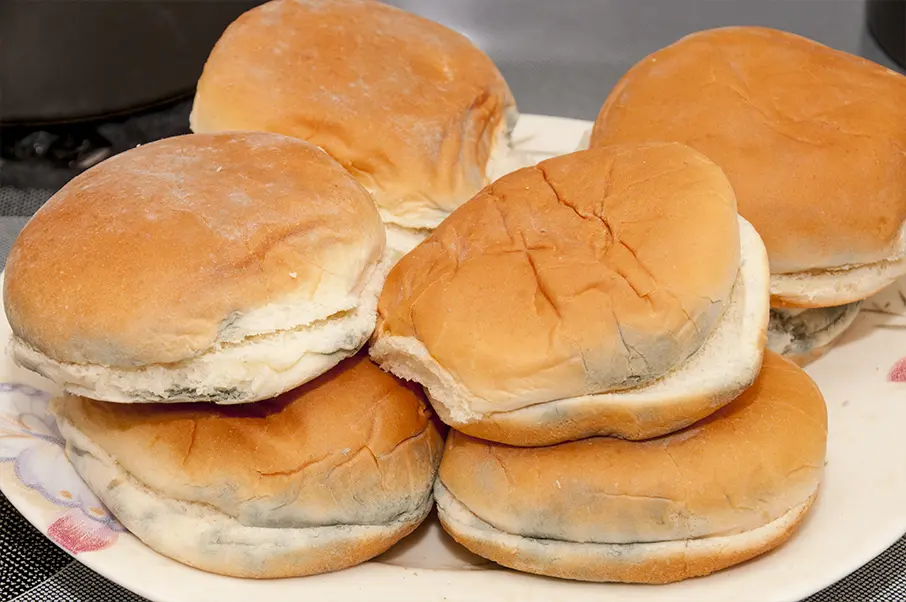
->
left=0, top=383, right=123, bottom=554
left=47, top=510, right=120, bottom=554
left=889, top=358, right=906, bottom=382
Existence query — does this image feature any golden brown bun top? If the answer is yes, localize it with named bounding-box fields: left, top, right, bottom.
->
left=592, top=26, right=906, bottom=274
left=4, top=132, right=384, bottom=367
left=377, top=144, right=740, bottom=406
left=439, top=351, right=828, bottom=543
left=54, top=354, right=444, bottom=527
left=191, top=0, right=515, bottom=229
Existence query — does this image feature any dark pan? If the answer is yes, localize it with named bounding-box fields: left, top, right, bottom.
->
left=0, top=1, right=264, bottom=126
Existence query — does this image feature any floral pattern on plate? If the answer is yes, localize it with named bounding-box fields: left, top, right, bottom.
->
left=889, top=359, right=906, bottom=383
left=0, top=383, right=123, bottom=554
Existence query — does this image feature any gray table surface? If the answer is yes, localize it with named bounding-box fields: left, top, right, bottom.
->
left=1, top=1, right=904, bottom=600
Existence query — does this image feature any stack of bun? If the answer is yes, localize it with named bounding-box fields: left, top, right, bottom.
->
left=6, top=0, right=520, bottom=578
left=370, top=144, right=828, bottom=583
left=372, top=143, right=770, bottom=445
left=5, top=131, right=444, bottom=577
left=591, top=26, right=906, bottom=365
left=435, top=351, right=826, bottom=584
left=17, top=0, right=906, bottom=585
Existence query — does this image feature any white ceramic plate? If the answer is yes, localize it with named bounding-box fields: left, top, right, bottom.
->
left=2, top=114, right=906, bottom=602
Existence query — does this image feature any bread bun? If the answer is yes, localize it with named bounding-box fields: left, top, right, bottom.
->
left=436, top=351, right=827, bottom=584
left=591, top=26, right=906, bottom=308
left=371, top=143, right=770, bottom=445
left=51, top=354, right=444, bottom=578
left=5, top=132, right=389, bottom=404
left=191, top=0, right=519, bottom=243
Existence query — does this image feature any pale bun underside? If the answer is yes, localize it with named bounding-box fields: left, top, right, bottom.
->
left=767, top=302, right=862, bottom=367
left=14, top=254, right=391, bottom=404
left=371, top=216, right=769, bottom=445
left=57, top=414, right=430, bottom=578
left=435, top=481, right=816, bottom=584
left=770, top=234, right=906, bottom=307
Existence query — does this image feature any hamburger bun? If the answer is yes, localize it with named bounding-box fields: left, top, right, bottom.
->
left=191, top=0, right=520, bottom=253
left=591, top=26, right=906, bottom=307
left=436, top=351, right=827, bottom=584
left=371, top=143, right=770, bottom=445
left=51, top=354, right=445, bottom=578
left=5, top=132, right=389, bottom=404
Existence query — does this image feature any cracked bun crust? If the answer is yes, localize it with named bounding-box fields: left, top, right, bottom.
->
left=191, top=0, right=517, bottom=231
left=591, top=27, right=906, bottom=306
left=50, top=354, right=445, bottom=578
left=371, top=144, right=769, bottom=444
left=5, top=132, right=388, bottom=404
left=436, top=351, right=827, bottom=584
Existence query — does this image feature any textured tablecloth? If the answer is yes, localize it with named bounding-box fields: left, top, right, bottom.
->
left=2, top=1, right=905, bottom=600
